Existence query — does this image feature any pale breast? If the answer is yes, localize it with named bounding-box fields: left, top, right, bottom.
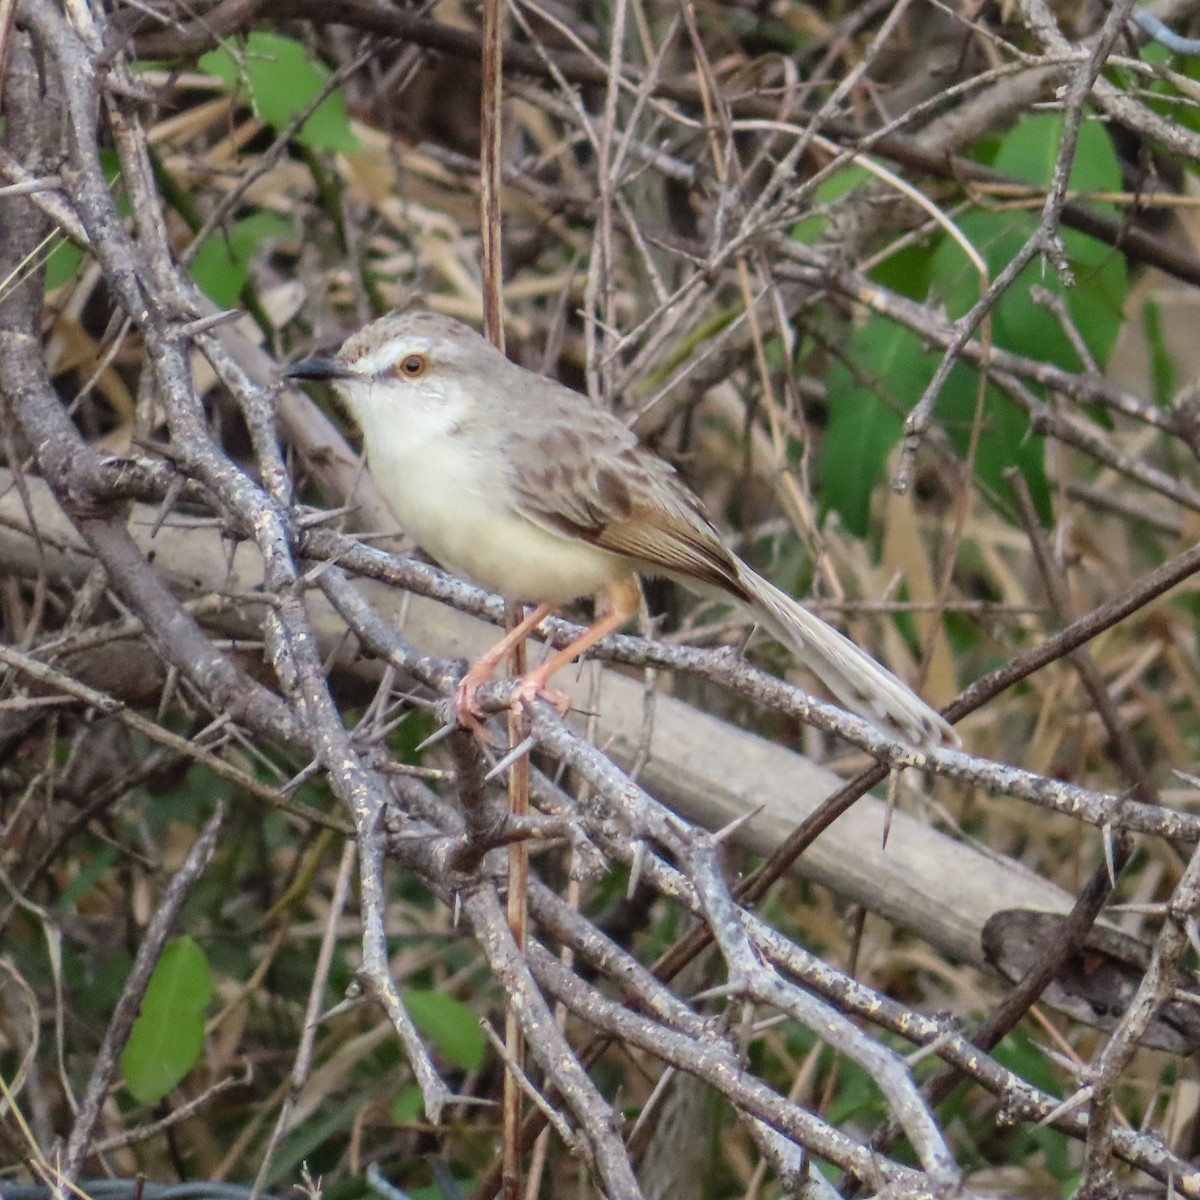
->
left=358, top=404, right=625, bottom=604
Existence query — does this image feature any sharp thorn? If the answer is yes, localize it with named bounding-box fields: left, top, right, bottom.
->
left=1038, top=1085, right=1093, bottom=1127
left=483, top=735, right=537, bottom=782
left=178, top=308, right=243, bottom=338
left=712, top=804, right=765, bottom=844
left=416, top=719, right=460, bottom=753
left=690, top=980, right=746, bottom=1003
left=149, top=475, right=187, bottom=539
left=627, top=841, right=646, bottom=899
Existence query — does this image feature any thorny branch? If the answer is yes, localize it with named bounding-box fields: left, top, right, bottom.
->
left=7, top=0, right=1200, bottom=1196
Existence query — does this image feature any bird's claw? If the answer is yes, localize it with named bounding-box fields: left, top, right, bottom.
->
left=454, top=668, right=571, bottom=739
left=510, top=675, right=571, bottom=716
left=453, top=675, right=492, bottom=741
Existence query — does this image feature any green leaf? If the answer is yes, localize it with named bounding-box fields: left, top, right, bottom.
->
left=791, top=163, right=870, bottom=244
left=990, top=110, right=1114, bottom=194
left=1143, top=298, right=1177, bottom=406
left=1056, top=224, right=1127, bottom=371
left=820, top=318, right=914, bottom=536
left=190, top=211, right=292, bottom=307
left=199, top=32, right=359, bottom=152
left=999, top=113, right=1126, bottom=365
left=915, top=112, right=1125, bottom=521
left=402, top=989, right=485, bottom=1071
left=869, top=238, right=941, bottom=302
left=120, top=936, right=212, bottom=1103
left=939, top=372, right=1051, bottom=520
left=145, top=762, right=232, bottom=834
left=390, top=1084, right=424, bottom=1123
left=932, top=113, right=1127, bottom=373
left=991, top=1026, right=1059, bottom=1094
left=45, top=240, right=85, bottom=291
left=388, top=709, right=441, bottom=763
left=401, top=1180, right=475, bottom=1200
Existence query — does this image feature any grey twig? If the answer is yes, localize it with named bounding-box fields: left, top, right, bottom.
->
left=1079, top=839, right=1200, bottom=1195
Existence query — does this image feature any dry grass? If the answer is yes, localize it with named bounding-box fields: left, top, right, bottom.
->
left=6, top=0, right=1200, bottom=1196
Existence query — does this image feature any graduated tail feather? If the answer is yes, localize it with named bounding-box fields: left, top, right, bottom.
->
left=741, top=567, right=957, bottom=753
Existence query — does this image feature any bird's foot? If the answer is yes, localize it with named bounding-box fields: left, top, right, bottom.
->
left=510, top=671, right=571, bottom=716
left=454, top=669, right=495, bottom=740
left=455, top=662, right=571, bottom=734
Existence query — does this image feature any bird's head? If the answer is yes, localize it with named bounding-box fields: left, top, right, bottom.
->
left=284, top=311, right=498, bottom=423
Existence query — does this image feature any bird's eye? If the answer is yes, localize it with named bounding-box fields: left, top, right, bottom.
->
left=398, top=354, right=427, bottom=379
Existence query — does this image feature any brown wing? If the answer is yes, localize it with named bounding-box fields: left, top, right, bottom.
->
left=506, top=402, right=753, bottom=602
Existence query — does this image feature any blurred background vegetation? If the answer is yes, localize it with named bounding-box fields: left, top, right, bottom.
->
left=7, top=0, right=1200, bottom=1196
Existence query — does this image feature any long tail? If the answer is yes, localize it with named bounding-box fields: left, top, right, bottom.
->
left=739, top=566, right=957, bottom=752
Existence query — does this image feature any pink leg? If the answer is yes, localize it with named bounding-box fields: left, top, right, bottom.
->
left=511, top=576, right=640, bottom=715
left=455, top=603, right=554, bottom=729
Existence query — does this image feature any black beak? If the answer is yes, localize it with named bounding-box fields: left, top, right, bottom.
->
left=284, top=356, right=355, bottom=382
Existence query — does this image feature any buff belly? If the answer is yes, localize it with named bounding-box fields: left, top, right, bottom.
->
left=365, top=426, right=626, bottom=604
left=420, top=502, right=626, bottom=603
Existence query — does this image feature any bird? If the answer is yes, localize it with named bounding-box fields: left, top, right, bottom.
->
left=285, top=311, right=957, bottom=752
